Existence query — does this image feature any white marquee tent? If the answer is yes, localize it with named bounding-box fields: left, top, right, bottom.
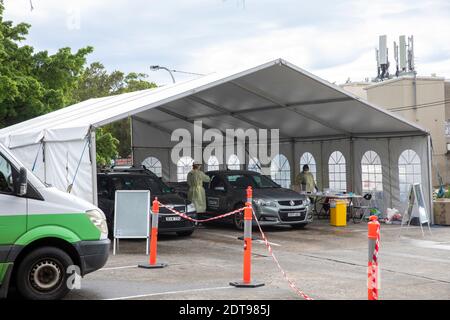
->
left=0, top=59, right=433, bottom=220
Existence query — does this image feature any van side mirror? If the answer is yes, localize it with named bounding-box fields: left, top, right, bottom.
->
left=18, top=167, right=28, bottom=196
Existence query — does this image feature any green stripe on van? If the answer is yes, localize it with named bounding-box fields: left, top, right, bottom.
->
left=0, top=213, right=100, bottom=246
left=0, top=215, right=26, bottom=244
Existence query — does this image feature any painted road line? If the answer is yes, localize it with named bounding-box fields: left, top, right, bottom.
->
left=105, top=286, right=234, bottom=300
left=202, top=231, right=281, bottom=247
left=383, top=251, right=450, bottom=264
left=100, top=265, right=138, bottom=271
left=255, top=239, right=281, bottom=247
left=406, top=239, right=450, bottom=251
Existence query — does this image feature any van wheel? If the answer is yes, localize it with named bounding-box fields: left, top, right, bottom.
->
left=16, top=247, right=74, bottom=300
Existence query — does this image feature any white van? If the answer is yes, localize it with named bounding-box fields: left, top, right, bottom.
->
left=0, top=142, right=110, bottom=300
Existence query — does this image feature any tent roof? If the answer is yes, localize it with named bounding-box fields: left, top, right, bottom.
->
left=0, top=58, right=428, bottom=148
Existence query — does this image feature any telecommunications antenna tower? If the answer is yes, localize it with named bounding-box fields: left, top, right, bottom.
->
left=375, top=35, right=390, bottom=81
left=393, top=35, right=416, bottom=77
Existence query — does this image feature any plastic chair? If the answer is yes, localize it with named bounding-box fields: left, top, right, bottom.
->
left=316, top=197, right=331, bottom=220
left=351, top=193, right=372, bottom=223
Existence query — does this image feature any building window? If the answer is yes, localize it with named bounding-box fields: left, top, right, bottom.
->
left=361, top=151, right=383, bottom=193
left=271, top=154, right=291, bottom=188
left=227, top=154, right=241, bottom=170
left=398, top=149, right=421, bottom=202
left=142, top=156, right=162, bottom=177
left=328, top=151, right=346, bottom=192
left=207, top=156, right=220, bottom=172
left=248, top=157, right=261, bottom=173
left=300, top=152, right=317, bottom=181
left=177, top=156, right=194, bottom=182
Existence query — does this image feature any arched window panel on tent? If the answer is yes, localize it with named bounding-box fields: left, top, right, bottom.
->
left=177, top=156, right=194, bottom=182
left=248, top=157, right=261, bottom=173
left=227, top=154, right=241, bottom=170
left=141, top=156, right=162, bottom=177
left=361, top=151, right=383, bottom=193
left=328, top=151, right=346, bottom=192
left=299, top=152, right=317, bottom=181
left=398, top=149, right=421, bottom=202
left=271, top=154, right=291, bottom=189
left=207, top=156, right=220, bottom=172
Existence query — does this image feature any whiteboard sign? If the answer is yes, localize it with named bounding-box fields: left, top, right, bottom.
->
left=401, top=183, right=431, bottom=236
left=414, top=184, right=429, bottom=224
left=113, top=190, right=150, bottom=254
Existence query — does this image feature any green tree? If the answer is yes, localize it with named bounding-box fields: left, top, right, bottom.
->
left=0, top=1, right=157, bottom=165
left=74, top=63, right=157, bottom=158
left=95, top=127, right=119, bottom=167
left=0, top=0, right=92, bottom=127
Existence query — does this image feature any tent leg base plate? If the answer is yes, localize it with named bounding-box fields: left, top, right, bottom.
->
left=138, top=263, right=168, bottom=269
left=229, top=281, right=265, bottom=288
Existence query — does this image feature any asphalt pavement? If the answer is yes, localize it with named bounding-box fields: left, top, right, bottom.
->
left=65, top=220, right=450, bottom=300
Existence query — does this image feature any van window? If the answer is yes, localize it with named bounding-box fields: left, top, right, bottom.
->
left=0, top=153, right=16, bottom=194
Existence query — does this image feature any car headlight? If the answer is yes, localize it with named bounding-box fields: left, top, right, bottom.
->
left=304, top=197, right=311, bottom=205
left=253, top=199, right=277, bottom=208
left=86, top=209, right=108, bottom=235
left=187, top=203, right=196, bottom=213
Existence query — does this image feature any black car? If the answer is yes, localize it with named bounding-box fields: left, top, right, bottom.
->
left=97, top=167, right=197, bottom=238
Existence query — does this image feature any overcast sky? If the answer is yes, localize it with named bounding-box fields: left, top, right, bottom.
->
left=4, top=0, right=450, bottom=86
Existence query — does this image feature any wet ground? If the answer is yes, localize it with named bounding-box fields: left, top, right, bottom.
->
left=65, top=220, right=450, bottom=300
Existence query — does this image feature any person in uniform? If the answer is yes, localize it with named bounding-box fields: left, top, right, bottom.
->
left=295, top=164, right=317, bottom=193
left=187, top=163, right=211, bottom=213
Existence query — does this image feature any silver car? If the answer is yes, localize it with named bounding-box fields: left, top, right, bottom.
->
left=202, top=170, right=313, bottom=229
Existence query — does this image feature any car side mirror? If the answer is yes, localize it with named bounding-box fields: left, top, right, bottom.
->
left=18, top=167, right=27, bottom=196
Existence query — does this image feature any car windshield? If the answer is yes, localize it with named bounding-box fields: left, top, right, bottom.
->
left=111, top=175, right=172, bottom=195
left=225, top=174, right=280, bottom=189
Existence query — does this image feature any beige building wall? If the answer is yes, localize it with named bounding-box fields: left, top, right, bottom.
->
left=340, top=82, right=369, bottom=100
left=365, top=77, right=448, bottom=186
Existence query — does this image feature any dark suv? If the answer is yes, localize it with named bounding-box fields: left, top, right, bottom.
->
left=97, top=167, right=196, bottom=238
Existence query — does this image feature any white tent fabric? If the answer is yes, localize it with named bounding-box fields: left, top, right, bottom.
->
left=0, top=58, right=432, bottom=219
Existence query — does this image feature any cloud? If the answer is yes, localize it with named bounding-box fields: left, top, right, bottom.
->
left=3, top=0, right=450, bottom=85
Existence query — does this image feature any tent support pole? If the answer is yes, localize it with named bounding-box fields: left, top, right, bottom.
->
left=427, top=135, right=434, bottom=225
left=350, top=138, right=354, bottom=192
left=291, top=140, right=296, bottom=189
left=320, top=141, right=324, bottom=190
left=130, top=116, right=134, bottom=166
left=387, top=138, right=394, bottom=210
left=43, top=141, right=47, bottom=184
left=90, top=130, right=98, bottom=206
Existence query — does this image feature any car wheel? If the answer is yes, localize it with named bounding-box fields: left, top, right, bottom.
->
left=16, top=247, right=74, bottom=300
left=291, top=224, right=307, bottom=229
left=233, top=204, right=245, bottom=230
left=176, top=230, right=195, bottom=237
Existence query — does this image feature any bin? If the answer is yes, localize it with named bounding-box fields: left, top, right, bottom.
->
left=330, top=200, right=347, bottom=227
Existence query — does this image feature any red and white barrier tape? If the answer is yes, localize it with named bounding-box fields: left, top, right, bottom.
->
left=158, top=201, right=312, bottom=300
left=252, top=210, right=313, bottom=300
left=158, top=202, right=245, bottom=223
left=371, top=227, right=380, bottom=299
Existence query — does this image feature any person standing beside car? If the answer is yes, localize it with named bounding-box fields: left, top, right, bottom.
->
left=187, top=163, right=211, bottom=213
left=295, top=164, right=317, bottom=193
